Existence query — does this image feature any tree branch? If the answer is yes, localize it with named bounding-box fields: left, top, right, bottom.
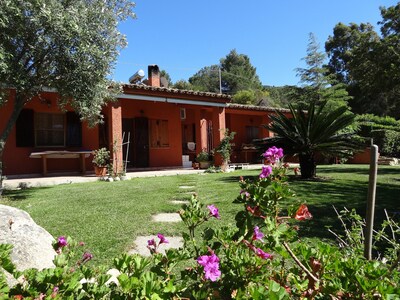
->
left=283, top=241, right=319, bottom=283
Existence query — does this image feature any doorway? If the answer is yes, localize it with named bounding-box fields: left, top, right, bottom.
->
left=133, top=117, right=149, bottom=167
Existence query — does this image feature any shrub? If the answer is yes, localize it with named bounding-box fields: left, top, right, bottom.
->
left=370, top=129, right=400, bottom=157
left=1, top=146, right=400, bottom=298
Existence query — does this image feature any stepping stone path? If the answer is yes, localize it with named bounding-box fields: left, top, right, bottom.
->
left=129, top=236, right=184, bottom=257
left=170, top=200, right=189, bottom=205
left=130, top=182, right=196, bottom=256
left=152, top=213, right=181, bottom=222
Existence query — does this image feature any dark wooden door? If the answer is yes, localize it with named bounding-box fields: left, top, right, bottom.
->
left=133, top=117, right=149, bottom=167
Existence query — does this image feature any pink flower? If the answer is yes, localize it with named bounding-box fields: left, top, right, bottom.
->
left=263, top=146, right=284, bottom=162
left=259, top=165, right=272, bottom=178
left=147, top=239, right=156, bottom=246
left=207, top=205, right=220, bottom=219
left=255, top=248, right=272, bottom=260
left=197, top=253, right=221, bottom=282
left=240, top=190, right=250, bottom=198
left=51, top=286, right=59, bottom=298
left=295, top=204, right=313, bottom=221
left=57, top=236, right=68, bottom=248
left=157, top=233, right=169, bottom=244
left=252, top=226, right=264, bottom=242
left=204, top=262, right=221, bottom=281
left=82, top=252, right=93, bottom=262
left=79, top=241, right=85, bottom=246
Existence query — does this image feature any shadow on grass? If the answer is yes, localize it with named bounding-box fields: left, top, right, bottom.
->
left=217, top=174, right=258, bottom=183
left=293, top=178, right=400, bottom=240
left=2, top=188, right=36, bottom=201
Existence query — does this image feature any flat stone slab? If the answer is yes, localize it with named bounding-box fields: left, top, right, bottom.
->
left=182, top=191, right=196, bottom=195
left=152, top=213, right=181, bottom=222
left=178, top=185, right=195, bottom=189
left=128, top=236, right=184, bottom=257
left=170, top=200, right=189, bottom=205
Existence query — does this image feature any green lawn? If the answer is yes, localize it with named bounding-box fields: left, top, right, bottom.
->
left=1, top=165, right=399, bottom=266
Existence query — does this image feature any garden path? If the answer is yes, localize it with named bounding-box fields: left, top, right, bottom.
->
left=129, top=183, right=196, bottom=256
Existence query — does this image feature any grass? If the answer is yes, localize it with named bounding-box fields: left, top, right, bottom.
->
left=1, top=164, right=399, bottom=266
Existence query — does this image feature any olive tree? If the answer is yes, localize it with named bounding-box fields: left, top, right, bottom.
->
left=0, top=0, right=135, bottom=193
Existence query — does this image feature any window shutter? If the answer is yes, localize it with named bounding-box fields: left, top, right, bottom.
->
left=16, top=109, right=34, bottom=147
left=66, top=111, right=82, bottom=147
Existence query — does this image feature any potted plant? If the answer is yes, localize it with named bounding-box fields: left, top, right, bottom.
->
left=215, top=129, right=236, bottom=171
left=92, top=147, right=110, bottom=176
left=196, top=149, right=212, bottom=169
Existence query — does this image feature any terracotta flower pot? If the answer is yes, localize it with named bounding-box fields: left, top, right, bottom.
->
left=199, top=161, right=211, bottom=169
left=94, top=165, right=107, bottom=177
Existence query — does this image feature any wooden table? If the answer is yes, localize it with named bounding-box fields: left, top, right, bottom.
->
left=29, top=151, right=93, bottom=176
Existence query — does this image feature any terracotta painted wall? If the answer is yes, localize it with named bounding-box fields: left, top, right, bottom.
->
left=1, top=91, right=98, bottom=175
left=226, top=112, right=265, bottom=163
left=120, top=99, right=182, bottom=167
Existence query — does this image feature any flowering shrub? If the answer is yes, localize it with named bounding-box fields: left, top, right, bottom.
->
left=1, top=146, right=400, bottom=299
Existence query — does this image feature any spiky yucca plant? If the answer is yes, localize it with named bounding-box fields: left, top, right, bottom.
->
left=261, top=101, right=361, bottom=178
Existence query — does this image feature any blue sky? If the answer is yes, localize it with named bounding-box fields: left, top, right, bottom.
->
left=112, top=0, right=397, bottom=87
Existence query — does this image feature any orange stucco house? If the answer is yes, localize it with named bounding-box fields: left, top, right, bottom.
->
left=0, top=65, right=288, bottom=176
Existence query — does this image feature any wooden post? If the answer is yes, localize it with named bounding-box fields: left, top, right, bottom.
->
left=364, top=144, right=378, bottom=260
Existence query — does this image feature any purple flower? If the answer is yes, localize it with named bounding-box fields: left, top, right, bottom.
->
left=255, top=248, right=272, bottom=260
left=157, top=233, right=169, bottom=244
left=263, top=146, right=284, bottom=162
left=147, top=239, right=156, bottom=246
left=57, top=236, right=68, bottom=248
left=82, top=251, right=93, bottom=262
left=252, top=226, right=264, bottom=242
left=197, top=253, right=221, bottom=282
left=197, top=253, right=220, bottom=266
left=204, top=262, right=221, bottom=281
left=240, top=190, right=250, bottom=198
left=259, top=165, right=272, bottom=178
left=207, top=205, right=220, bottom=219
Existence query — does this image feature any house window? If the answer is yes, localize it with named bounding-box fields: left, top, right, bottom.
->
left=149, top=119, right=169, bottom=148
left=35, top=113, right=65, bottom=147
left=245, top=126, right=259, bottom=143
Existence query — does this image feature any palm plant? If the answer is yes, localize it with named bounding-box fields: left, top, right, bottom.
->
left=261, top=101, right=361, bottom=178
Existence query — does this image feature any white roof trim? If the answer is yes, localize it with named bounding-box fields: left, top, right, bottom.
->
left=118, top=94, right=226, bottom=107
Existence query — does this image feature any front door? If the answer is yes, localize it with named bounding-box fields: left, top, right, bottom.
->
left=133, top=117, right=149, bottom=167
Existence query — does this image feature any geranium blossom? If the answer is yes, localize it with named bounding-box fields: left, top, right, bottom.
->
left=240, top=190, right=250, bottom=198
left=207, top=205, right=220, bottom=219
left=57, top=236, right=68, bottom=248
left=295, top=204, right=313, bottom=221
left=246, top=206, right=264, bottom=218
left=263, top=146, right=284, bottom=162
left=259, top=165, right=272, bottom=178
left=252, top=226, right=264, bottom=242
left=255, top=248, right=272, bottom=260
left=197, top=253, right=221, bottom=282
left=82, top=252, right=93, bottom=262
left=157, top=233, right=169, bottom=244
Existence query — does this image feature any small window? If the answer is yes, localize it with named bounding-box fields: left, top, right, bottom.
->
left=35, top=113, right=65, bottom=147
left=149, top=119, right=169, bottom=148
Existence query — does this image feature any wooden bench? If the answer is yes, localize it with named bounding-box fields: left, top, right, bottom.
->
left=29, top=150, right=92, bottom=176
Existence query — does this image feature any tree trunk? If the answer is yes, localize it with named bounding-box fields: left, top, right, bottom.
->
left=0, top=141, right=4, bottom=196
left=0, top=94, right=26, bottom=196
left=299, top=153, right=316, bottom=179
